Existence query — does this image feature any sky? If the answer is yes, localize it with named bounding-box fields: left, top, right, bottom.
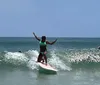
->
left=0, top=0, right=100, bottom=37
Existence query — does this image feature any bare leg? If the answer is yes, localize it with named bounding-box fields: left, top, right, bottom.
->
left=44, top=54, right=47, bottom=65
left=37, top=53, right=42, bottom=62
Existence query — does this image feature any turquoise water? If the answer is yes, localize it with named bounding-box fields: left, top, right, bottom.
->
left=0, top=37, right=100, bottom=85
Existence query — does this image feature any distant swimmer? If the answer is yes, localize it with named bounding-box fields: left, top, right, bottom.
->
left=33, top=32, right=57, bottom=65
left=18, top=51, right=22, bottom=53
left=98, top=46, right=100, bottom=50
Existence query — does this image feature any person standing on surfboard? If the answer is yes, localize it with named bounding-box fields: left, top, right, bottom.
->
left=33, top=32, right=57, bottom=65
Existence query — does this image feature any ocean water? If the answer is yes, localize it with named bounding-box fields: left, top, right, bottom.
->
left=0, top=37, right=100, bottom=85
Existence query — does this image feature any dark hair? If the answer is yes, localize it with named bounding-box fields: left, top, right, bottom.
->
left=41, top=36, right=46, bottom=40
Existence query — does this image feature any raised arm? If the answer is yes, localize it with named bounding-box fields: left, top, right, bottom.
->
left=33, top=32, right=40, bottom=41
left=46, top=39, right=57, bottom=45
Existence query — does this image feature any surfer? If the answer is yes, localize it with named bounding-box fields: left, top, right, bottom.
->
left=33, top=32, right=57, bottom=65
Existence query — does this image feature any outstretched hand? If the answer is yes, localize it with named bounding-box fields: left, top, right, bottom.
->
left=32, top=32, right=40, bottom=41
left=51, top=39, right=57, bottom=45
left=54, top=39, right=57, bottom=43
left=33, top=32, right=35, bottom=35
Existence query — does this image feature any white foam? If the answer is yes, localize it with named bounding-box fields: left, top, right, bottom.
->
left=4, top=50, right=39, bottom=70
left=25, top=50, right=39, bottom=58
left=69, top=48, right=100, bottom=63
left=26, top=50, right=39, bottom=70
left=4, top=52, right=28, bottom=65
left=49, top=51, right=72, bottom=71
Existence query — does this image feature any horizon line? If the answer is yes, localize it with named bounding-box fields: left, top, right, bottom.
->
left=0, top=36, right=100, bottom=38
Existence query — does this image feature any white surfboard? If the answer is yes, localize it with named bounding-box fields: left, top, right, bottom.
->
left=37, top=62, right=57, bottom=74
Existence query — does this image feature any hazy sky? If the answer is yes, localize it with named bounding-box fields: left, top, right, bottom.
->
left=0, top=0, right=99, bottom=37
